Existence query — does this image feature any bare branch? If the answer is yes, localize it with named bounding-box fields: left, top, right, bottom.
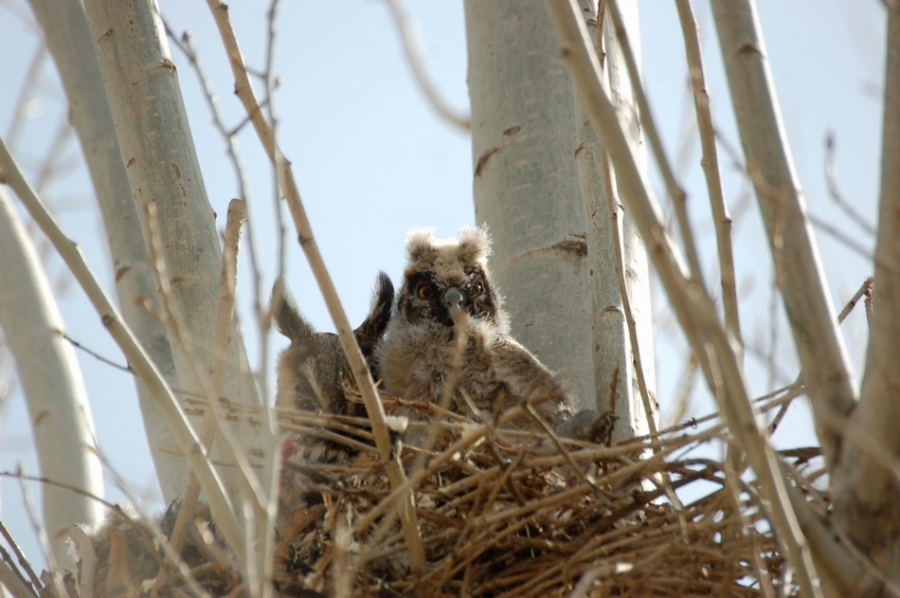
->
left=0, top=519, right=41, bottom=592
left=0, top=187, right=104, bottom=568
left=386, top=0, right=471, bottom=130
left=163, top=23, right=268, bottom=395
left=837, top=277, right=874, bottom=324
left=833, top=3, right=900, bottom=580
left=153, top=199, right=252, bottom=596
left=711, top=0, right=858, bottom=472
left=675, top=0, right=742, bottom=355
left=0, top=557, right=36, bottom=598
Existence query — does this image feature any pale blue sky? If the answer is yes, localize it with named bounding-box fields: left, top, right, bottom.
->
left=0, top=0, right=885, bottom=570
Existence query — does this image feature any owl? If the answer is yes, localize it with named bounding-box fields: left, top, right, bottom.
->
left=375, top=227, right=574, bottom=433
left=272, top=271, right=393, bottom=468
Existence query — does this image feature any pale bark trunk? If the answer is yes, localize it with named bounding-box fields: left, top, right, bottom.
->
left=543, top=2, right=824, bottom=594
left=0, top=138, right=246, bottom=566
left=464, top=0, right=594, bottom=411
left=80, top=0, right=260, bottom=496
left=27, top=0, right=185, bottom=503
left=0, top=188, right=104, bottom=569
left=832, top=5, right=900, bottom=585
left=574, top=0, right=656, bottom=440
left=710, top=0, right=857, bottom=469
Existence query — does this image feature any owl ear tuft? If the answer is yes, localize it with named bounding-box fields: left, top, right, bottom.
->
left=406, top=227, right=438, bottom=266
left=456, top=225, right=492, bottom=265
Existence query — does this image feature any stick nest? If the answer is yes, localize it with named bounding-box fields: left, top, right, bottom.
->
left=44, top=387, right=823, bottom=597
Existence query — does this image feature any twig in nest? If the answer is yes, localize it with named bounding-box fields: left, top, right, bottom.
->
left=524, top=401, right=594, bottom=488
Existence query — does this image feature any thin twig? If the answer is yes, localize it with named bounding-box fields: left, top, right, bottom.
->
left=601, top=151, right=658, bottom=437
left=675, top=0, right=742, bottom=354
left=838, top=277, right=874, bottom=324
left=145, top=200, right=271, bottom=547
left=766, top=273, right=779, bottom=392
left=0, top=519, right=41, bottom=593
left=264, top=0, right=287, bottom=292
left=153, top=199, right=249, bottom=597
left=385, top=0, right=471, bottom=130
left=0, top=558, right=37, bottom=598
left=717, top=128, right=874, bottom=262
left=60, top=331, right=131, bottom=372
left=15, top=464, right=64, bottom=596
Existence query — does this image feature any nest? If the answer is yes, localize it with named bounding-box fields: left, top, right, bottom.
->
left=270, top=388, right=824, bottom=597
left=36, top=385, right=823, bottom=597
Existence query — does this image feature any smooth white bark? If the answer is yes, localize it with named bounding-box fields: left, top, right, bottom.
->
left=711, top=0, right=857, bottom=468
left=833, top=5, right=900, bottom=583
left=574, top=0, right=656, bottom=439
left=81, top=0, right=260, bottom=498
left=464, top=0, right=594, bottom=411
left=0, top=138, right=246, bottom=566
left=27, top=0, right=185, bottom=503
left=0, top=188, right=104, bottom=569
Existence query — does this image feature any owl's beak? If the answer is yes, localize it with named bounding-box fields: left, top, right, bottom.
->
left=443, top=287, right=464, bottom=324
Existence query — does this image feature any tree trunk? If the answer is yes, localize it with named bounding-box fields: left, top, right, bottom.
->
left=574, top=0, right=656, bottom=440
left=543, top=2, right=823, bottom=593
left=463, top=0, right=594, bottom=413
left=81, top=0, right=261, bottom=498
left=0, top=188, right=104, bottom=569
left=27, top=0, right=185, bottom=503
left=832, top=4, right=900, bottom=585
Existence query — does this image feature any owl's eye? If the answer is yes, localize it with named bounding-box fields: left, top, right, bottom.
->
left=417, top=283, right=434, bottom=299
left=472, top=281, right=484, bottom=295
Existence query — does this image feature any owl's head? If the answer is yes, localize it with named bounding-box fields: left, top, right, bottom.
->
left=396, top=226, right=507, bottom=330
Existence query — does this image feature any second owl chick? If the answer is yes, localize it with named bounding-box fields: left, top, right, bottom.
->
left=273, top=272, right=393, bottom=465
left=375, top=227, right=573, bottom=431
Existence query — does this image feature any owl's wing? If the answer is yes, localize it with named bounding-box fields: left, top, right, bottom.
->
left=488, top=333, right=570, bottom=425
